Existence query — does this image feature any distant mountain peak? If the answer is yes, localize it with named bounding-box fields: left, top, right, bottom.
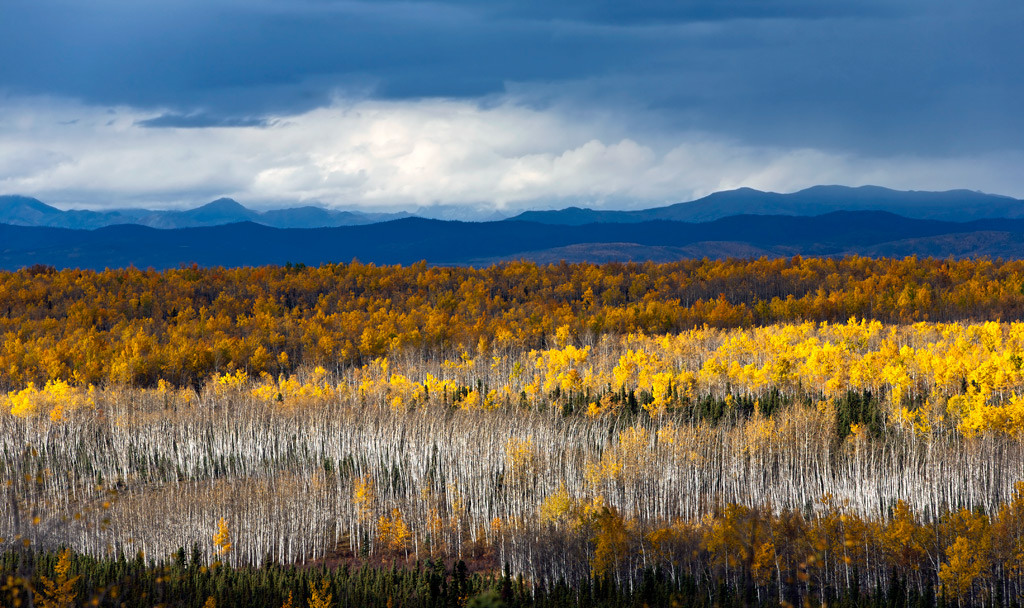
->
left=0, top=195, right=62, bottom=214
left=0, top=195, right=67, bottom=226
left=196, top=198, right=249, bottom=211
left=174, top=198, right=259, bottom=226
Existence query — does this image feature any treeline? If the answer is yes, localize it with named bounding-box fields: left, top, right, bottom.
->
left=6, top=482, right=1024, bottom=608
left=3, top=256, right=1024, bottom=388
left=1, top=548, right=952, bottom=608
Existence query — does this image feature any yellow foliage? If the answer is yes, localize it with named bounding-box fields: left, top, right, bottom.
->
left=308, top=580, right=332, bottom=608
left=880, top=501, right=926, bottom=571
left=377, top=508, right=411, bottom=553
left=590, top=506, right=629, bottom=578
left=353, top=475, right=376, bottom=524
left=213, top=369, right=249, bottom=393
left=36, top=548, right=79, bottom=608
left=213, top=517, right=232, bottom=556
left=539, top=484, right=576, bottom=526
left=6, top=380, right=96, bottom=420
left=993, top=482, right=1024, bottom=575
left=585, top=425, right=649, bottom=487
left=743, top=415, right=776, bottom=455
left=704, top=504, right=752, bottom=570
left=249, top=367, right=340, bottom=407
left=585, top=394, right=619, bottom=419
left=534, top=344, right=591, bottom=395
left=17, top=316, right=1024, bottom=440
left=752, top=539, right=776, bottom=586
left=459, top=389, right=479, bottom=409
left=646, top=519, right=698, bottom=566
left=504, top=436, right=537, bottom=485
left=938, top=507, right=992, bottom=599
left=940, top=536, right=985, bottom=599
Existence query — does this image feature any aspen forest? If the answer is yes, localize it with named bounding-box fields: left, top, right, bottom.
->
left=5, top=257, right=1024, bottom=607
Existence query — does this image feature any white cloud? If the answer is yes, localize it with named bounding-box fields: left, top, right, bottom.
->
left=1, top=93, right=1022, bottom=211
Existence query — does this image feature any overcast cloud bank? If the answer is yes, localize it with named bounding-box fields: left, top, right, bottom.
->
left=2, top=96, right=1022, bottom=212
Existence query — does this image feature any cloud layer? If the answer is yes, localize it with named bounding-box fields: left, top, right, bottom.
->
left=0, top=0, right=1020, bottom=209
left=2, top=96, right=1021, bottom=211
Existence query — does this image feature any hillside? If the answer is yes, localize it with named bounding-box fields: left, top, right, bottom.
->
left=4, top=211, right=1024, bottom=270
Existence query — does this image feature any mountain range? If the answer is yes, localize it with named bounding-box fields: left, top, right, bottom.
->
left=4, top=185, right=1024, bottom=269
left=3, top=185, right=1023, bottom=231
left=509, top=185, right=1024, bottom=224
left=0, top=196, right=410, bottom=229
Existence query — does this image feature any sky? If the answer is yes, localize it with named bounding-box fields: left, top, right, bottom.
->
left=1, top=0, right=1022, bottom=214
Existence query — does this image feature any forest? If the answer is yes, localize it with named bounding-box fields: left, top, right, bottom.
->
left=4, top=257, right=1024, bottom=607
left=2, top=256, right=1024, bottom=389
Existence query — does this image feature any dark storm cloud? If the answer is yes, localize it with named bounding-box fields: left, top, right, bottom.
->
left=1, top=0, right=1020, bottom=156
left=137, top=113, right=271, bottom=129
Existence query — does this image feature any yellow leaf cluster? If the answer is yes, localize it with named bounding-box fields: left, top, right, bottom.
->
left=5, top=380, right=96, bottom=420
left=504, top=436, right=537, bottom=486
left=585, top=426, right=650, bottom=487
left=377, top=508, right=411, bottom=553
left=213, top=517, right=232, bottom=556
left=36, top=549, right=79, bottom=608
left=307, top=581, right=332, bottom=608
left=353, top=475, right=376, bottom=524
